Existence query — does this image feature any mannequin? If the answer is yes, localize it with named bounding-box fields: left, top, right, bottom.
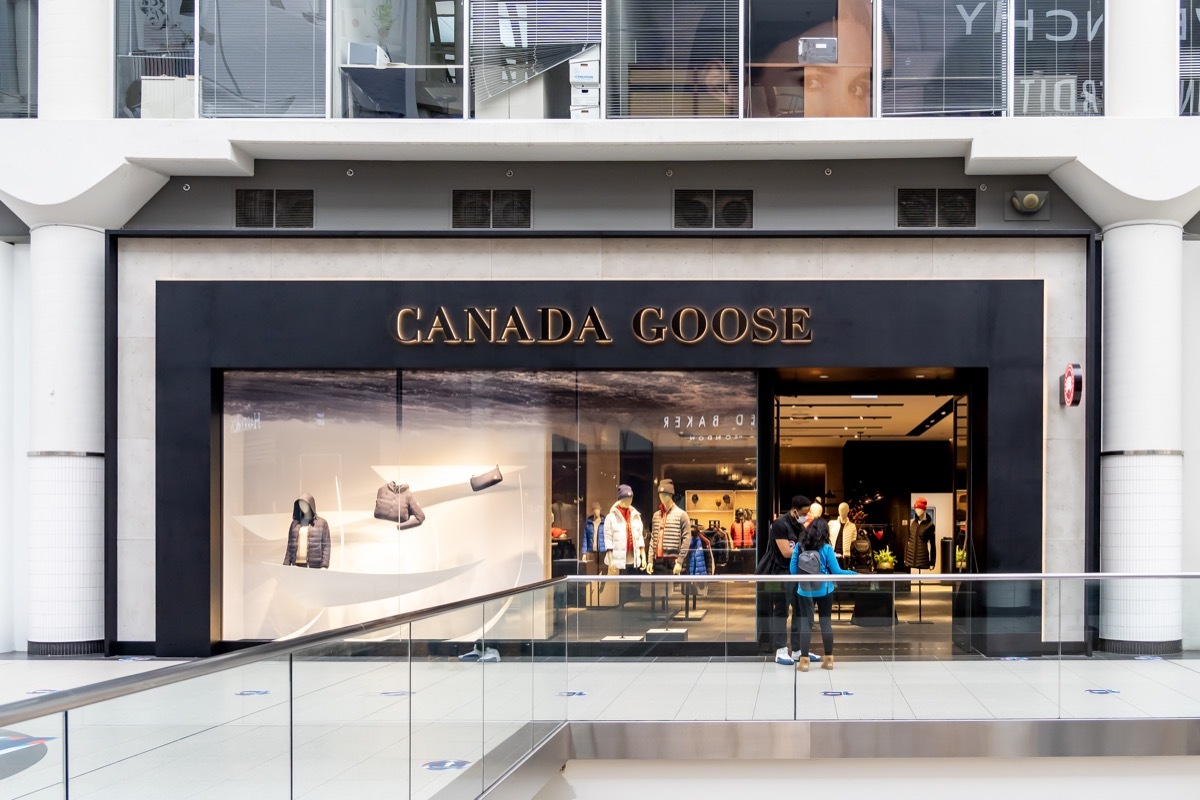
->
left=604, top=484, right=646, bottom=574
left=730, top=508, right=756, bottom=548
left=283, top=493, right=331, bottom=569
left=649, top=478, right=693, bottom=575
left=830, top=502, right=857, bottom=559
left=905, top=497, right=936, bottom=624
left=582, top=502, right=607, bottom=572
left=904, top=498, right=936, bottom=570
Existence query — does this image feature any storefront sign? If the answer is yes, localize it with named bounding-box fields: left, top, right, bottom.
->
left=1060, top=362, right=1082, bottom=406
left=392, top=304, right=812, bottom=347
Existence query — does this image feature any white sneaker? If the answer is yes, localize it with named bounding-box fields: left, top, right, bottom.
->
left=457, top=646, right=482, bottom=661
left=479, top=647, right=501, bottom=663
left=775, top=647, right=794, bottom=665
left=808, top=652, right=822, bottom=662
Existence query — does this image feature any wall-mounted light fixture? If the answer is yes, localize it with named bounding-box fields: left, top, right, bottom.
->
left=1010, top=190, right=1048, bottom=214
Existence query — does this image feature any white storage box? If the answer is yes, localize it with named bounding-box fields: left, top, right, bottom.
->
left=569, top=58, right=600, bottom=85
left=571, top=85, right=600, bottom=107
left=570, top=105, right=600, bottom=120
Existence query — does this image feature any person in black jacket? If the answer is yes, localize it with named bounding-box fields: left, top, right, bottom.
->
left=765, top=495, right=810, bottom=665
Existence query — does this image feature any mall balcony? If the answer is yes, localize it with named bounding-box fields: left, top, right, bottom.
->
left=2, top=573, right=1200, bottom=799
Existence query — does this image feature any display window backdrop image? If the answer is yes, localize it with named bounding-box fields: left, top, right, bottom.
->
left=222, top=368, right=755, bottom=641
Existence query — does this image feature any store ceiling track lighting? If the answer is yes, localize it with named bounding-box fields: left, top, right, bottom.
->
left=906, top=399, right=955, bottom=436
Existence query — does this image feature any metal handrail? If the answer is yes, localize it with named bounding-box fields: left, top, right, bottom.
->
left=565, top=572, right=1200, bottom=582
left=0, top=577, right=562, bottom=727
left=4, top=571, right=1198, bottom=726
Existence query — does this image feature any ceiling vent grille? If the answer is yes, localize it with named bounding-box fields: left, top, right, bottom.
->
left=235, top=189, right=314, bottom=229
left=452, top=189, right=532, bottom=229
left=897, top=188, right=976, bottom=228
left=674, top=189, right=754, bottom=229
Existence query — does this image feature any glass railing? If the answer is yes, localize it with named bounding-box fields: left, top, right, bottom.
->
left=2, top=574, right=1199, bottom=798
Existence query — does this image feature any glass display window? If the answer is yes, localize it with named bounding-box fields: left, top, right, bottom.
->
left=221, top=368, right=757, bottom=641
left=1183, top=0, right=1200, bottom=115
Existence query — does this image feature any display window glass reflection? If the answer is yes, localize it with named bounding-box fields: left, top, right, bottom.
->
left=221, top=369, right=757, bottom=641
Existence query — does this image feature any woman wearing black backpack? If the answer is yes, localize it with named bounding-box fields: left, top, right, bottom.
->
left=789, top=502, right=857, bottom=672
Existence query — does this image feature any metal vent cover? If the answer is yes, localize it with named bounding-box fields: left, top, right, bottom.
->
left=235, top=189, right=314, bottom=229
left=897, top=188, right=976, bottom=228
left=675, top=189, right=754, bottom=229
left=453, top=189, right=532, bottom=229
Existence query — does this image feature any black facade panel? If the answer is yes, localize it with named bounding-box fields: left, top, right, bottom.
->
left=155, top=278, right=1044, bottom=655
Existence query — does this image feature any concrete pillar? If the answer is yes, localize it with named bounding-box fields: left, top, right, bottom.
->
left=1105, top=0, right=1179, bottom=117
left=38, top=0, right=115, bottom=119
left=0, top=242, right=13, bottom=653
left=1099, top=221, right=1183, bottom=653
left=27, top=225, right=106, bottom=655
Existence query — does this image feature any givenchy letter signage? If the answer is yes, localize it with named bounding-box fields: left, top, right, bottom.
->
left=395, top=304, right=812, bottom=347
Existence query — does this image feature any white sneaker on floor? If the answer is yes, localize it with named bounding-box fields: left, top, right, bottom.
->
left=457, top=646, right=483, bottom=661
left=479, top=647, right=501, bottom=663
left=775, top=647, right=794, bottom=665
left=808, top=652, right=822, bottom=662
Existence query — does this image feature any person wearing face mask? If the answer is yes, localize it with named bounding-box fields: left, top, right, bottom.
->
left=649, top=479, right=693, bottom=576
left=283, top=493, right=331, bottom=569
left=761, top=495, right=811, bottom=666
left=605, top=484, right=646, bottom=574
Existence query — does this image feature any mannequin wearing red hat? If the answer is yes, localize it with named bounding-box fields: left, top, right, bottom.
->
left=905, top=497, right=936, bottom=570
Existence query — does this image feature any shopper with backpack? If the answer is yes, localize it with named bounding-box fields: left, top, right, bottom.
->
left=790, top=502, right=857, bottom=672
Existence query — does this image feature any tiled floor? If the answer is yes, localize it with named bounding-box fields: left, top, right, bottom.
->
left=3, top=651, right=1200, bottom=799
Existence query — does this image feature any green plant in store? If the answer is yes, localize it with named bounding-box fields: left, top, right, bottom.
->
left=873, top=546, right=895, bottom=572
left=955, top=545, right=967, bottom=571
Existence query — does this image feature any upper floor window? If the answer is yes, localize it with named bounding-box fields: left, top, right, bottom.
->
left=881, top=0, right=1008, bottom=117
left=746, top=0, right=873, bottom=118
left=0, top=0, right=37, bottom=118
left=1013, top=0, right=1104, bottom=116
left=1183, top=0, right=1200, bottom=114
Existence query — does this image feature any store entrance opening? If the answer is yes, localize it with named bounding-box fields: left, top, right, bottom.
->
left=767, top=370, right=977, bottom=652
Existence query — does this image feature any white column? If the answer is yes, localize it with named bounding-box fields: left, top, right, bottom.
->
left=27, top=225, right=106, bottom=655
left=1100, top=221, right=1183, bottom=653
left=0, top=242, right=13, bottom=653
left=1105, top=0, right=1179, bottom=117
left=37, top=0, right=115, bottom=119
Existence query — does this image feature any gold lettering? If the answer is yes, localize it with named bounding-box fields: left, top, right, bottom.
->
left=539, top=307, right=575, bottom=345
left=464, top=307, right=497, bottom=344
left=395, top=307, right=422, bottom=344
left=575, top=307, right=612, bottom=344
left=781, top=307, right=813, bottom=343
left=632, top=307, right=666, bottom=344
left=751, top=307, right=780, bottom=344
left=712, top=306, right=749, bottom=344
left=425, top=306, right=462, bottom=344
left=670, top=307, right=708, bottom=345
left=498, top=307, right=534, bottom=344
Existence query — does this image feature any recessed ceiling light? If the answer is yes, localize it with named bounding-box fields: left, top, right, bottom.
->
left=819, top=375, right=829, bottom=379
left=915, top=374, right=926, bottom=379
left=851, top=394, right=878, bottom=399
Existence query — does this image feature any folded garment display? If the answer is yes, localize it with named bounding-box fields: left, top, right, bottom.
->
left=469, top=466, right=503, bottom=492
left=373, top=482, right=426, bottom=529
